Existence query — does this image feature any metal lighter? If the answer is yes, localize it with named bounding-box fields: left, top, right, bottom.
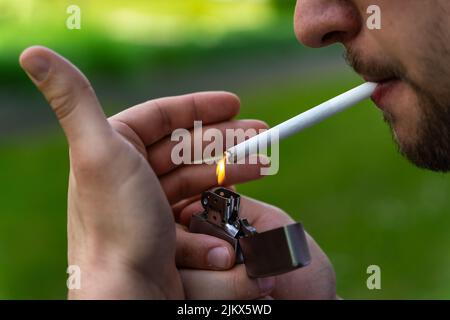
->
left=189, top=187, right=311, bottom=278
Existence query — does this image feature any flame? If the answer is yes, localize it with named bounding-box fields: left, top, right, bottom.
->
left=216, top=154, right=227, bottom=185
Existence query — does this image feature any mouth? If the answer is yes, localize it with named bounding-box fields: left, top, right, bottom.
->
left=362, top=75, right=401, bottom=109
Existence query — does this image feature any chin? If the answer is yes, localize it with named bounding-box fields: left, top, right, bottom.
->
left=381, top=80, right=450, bottom=172
left=393, top=124, right=450, bottom=172
left=384, top=109, right=420, bottom=144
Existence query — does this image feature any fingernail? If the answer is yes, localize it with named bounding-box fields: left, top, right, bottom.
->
left=207, top=247, right=231, bottom=269
left=257, top=277, right=275, bottom=295
left=22, top=55, right=50, bottom=82
left=258, top=154, right=271, bottom=166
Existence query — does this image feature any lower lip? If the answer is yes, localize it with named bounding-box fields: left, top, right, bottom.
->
left=371, top=79, right=401, bottom=109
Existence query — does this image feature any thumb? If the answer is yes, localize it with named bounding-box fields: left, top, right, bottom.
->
left=19, top=46, right=111, bottom=146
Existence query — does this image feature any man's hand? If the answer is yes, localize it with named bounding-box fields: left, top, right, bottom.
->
left=19, top=46, right=268, bottom=299
left=176, top=196, right=337, bottom=300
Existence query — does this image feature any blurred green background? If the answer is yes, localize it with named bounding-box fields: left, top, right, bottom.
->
left=1, top=0, right=450, bottom=299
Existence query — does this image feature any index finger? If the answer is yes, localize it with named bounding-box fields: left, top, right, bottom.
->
left=110, top=91, right=241, bottom=146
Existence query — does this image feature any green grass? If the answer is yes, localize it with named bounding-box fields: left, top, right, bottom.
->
left=1, top=72, right=450, bottom=299
left=0, top=133, right=69, bottom=299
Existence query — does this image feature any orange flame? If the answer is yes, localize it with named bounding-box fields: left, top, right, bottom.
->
left=216, top=154, right=227, bottom=185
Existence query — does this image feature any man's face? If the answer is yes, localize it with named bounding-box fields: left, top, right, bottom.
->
left=294, top=0, right=450, bottom=171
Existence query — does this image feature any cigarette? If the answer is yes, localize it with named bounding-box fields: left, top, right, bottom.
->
left=226, top=82, right=377, bottom=163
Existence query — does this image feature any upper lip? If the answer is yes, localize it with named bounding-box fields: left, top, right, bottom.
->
left=361, top=74, right=398, bottom=83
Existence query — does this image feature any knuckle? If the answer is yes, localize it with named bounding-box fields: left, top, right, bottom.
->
left=190, top=94, right=201, bottom=122
left=47, top=81, right=93, bottom=121
left=231, top=270, right=242, bottom=299
left=153, top=99, right=173, bottom=135
left=231, top=268, right=253, bottom=299
left=47, top=88, right=75, bottom=120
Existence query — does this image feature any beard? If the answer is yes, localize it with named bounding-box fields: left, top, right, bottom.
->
left=387, top=87, right=450, bottom=172
left=345, top=49, right=450, bottom=172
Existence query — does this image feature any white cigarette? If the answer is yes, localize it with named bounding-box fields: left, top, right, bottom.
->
left=226, top=82, right=377, bottom=163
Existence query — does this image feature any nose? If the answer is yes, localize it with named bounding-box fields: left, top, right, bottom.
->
left=294, top=0, right=361, bottom=48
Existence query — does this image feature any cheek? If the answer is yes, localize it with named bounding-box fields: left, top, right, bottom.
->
left=364, top=2, right=425, bottom=77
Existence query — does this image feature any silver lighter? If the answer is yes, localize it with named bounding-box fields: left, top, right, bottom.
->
left=189, top=187, right=311, bottom=278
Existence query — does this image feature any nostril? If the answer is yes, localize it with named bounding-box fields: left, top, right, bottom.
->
left=321, top=31, right=344, bottom=45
